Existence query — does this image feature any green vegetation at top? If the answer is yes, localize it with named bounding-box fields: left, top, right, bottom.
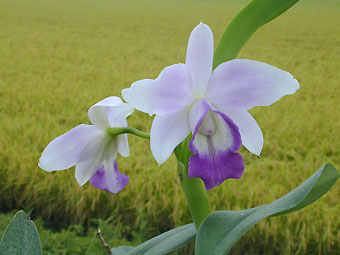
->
left=0, top=0, right=339, bottom=254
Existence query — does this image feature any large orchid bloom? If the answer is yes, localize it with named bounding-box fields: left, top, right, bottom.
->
left=122, top=23, right=299, bottom=190
left=39, top=97, right=134, bottom=193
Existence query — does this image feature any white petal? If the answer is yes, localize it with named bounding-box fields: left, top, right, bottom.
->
left=106, top=104, right=134, bottom=128
left=88, top=96, right=134, bottom=130
left=122, top=79, right=155, bottom=115
left=75, top=134, right=112, bottom=186
left=88, top=97, right=122, bottom=129
left=122, top=64, right=193, bottom=116
left=186, top=23, right=214, bottom=96
left=150, top=108, right=191, bottom=165
left=206, top=59, right=300, bottom=111
left=227, top=111, right=264, bottom=156
left=39, top=124, right=102, bottom=171
left=116, top=133, right=129, bottom=157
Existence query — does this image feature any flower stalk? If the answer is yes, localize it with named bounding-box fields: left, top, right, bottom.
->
left=107, top=127, right=150, bottom=139
left=175, top=136, right=211, bottom=229
left=177, top=160, right=211, bottom=229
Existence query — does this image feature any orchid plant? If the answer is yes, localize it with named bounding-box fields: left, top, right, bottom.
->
left=0, top=0, right=338, bottom=254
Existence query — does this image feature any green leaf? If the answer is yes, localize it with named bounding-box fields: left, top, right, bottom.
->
left=111, top=246, right=134, bottom=255
left=0, top=210, right=42, bottom=255
left=196, top=163, right=339, bottom=255
left=111, top=223, right=196, bottom=255
left=213, top=0, right=299, bottom=69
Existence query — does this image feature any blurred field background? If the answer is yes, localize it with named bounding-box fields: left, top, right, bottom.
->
left=0, top=0, right=339, bottom=254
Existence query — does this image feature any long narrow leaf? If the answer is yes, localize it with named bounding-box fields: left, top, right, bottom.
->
left=111, top=246, right=134, bottom=255
left=196, top=163, right=339, bottom=255
left=213, top=0, right=299, bottom=69
left=111, top=223, right=196, bottom=255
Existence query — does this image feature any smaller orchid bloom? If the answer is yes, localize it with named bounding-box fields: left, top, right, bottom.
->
left=122, top=23, right=299, bottom=190
left=39, top=97, right=134, bottom=194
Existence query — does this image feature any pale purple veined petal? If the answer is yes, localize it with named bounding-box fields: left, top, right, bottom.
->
left=88, top=96, right=134, bottom=130
left=150, top=107, right=191, bottom=165
left=206, top=59, right=300, bottom=111
left=227, top=111, right=264, bottom=156
left=90, top=161, right=129, bottom=194
left=122, top=64, right=193, bottom=116
left=186, top=23, right=214, bottom=97
left=188, top=100, right=244, bottom=190
left=38, top=124, right=102, bottom=171
left=75, top=134, right=112, bottom=186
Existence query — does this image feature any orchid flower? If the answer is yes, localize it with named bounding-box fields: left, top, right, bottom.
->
left=122, top=23, right=299, bottom=190
left=39, top=97, right=134, bottom=193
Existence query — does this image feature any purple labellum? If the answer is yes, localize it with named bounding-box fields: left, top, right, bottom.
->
left=90, top=161, right=129, bottom=194
left=189, top=106, right=244, bottom=190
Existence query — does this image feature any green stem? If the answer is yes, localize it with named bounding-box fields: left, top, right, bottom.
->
left=106, top=127, right=150, bottom=139
left=177, top=161, right=211, bottom=229
left=175, top=136, right=211, bottom=229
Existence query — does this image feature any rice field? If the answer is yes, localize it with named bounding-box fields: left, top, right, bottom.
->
left=0, top=0, right=339, bottom=254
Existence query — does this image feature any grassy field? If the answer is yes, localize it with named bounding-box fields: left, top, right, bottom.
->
left=0, top=0, right=339, bottom=254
